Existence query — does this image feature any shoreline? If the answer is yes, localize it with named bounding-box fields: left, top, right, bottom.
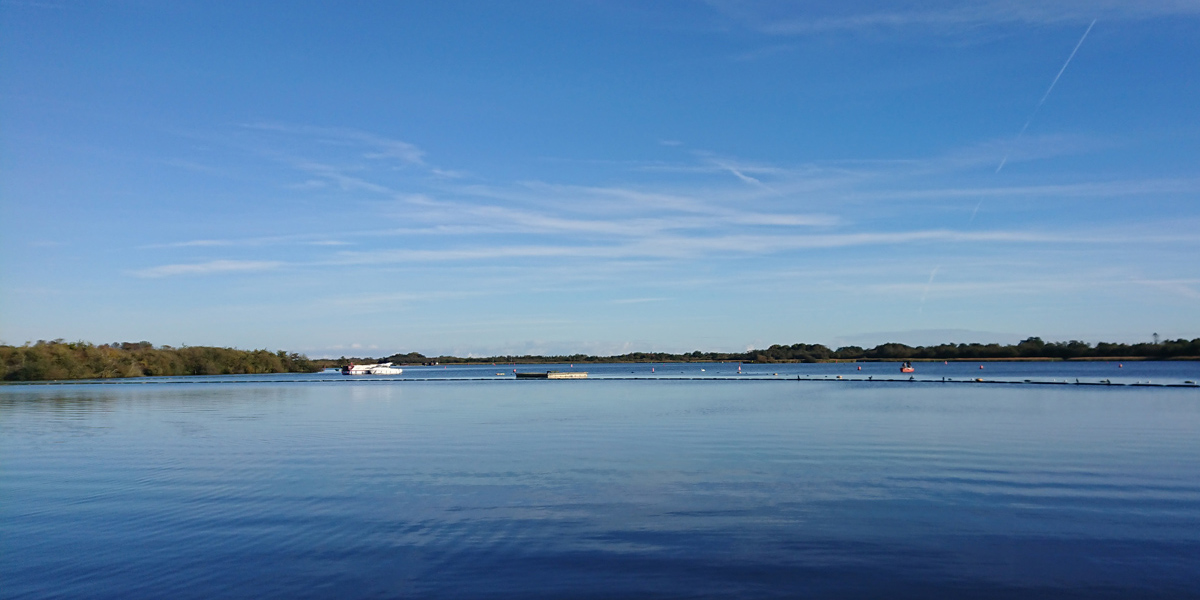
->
left=5, top=374, right=1196, bottom=389
left=372, top=356, right=1200, bottom=366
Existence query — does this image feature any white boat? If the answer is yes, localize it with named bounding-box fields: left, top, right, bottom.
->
left=341, top=362, right=403, bottom=375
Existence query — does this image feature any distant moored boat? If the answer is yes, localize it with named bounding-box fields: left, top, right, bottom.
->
left=341, top=362, right=403, bottom=375
left=515, top=371, right=588, bottom=379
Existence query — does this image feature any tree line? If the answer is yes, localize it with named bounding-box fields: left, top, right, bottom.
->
left=319, top=337, right=1200, bottom=367
left=6, top=337, right=1196, bottom=381
left=2, top=340, right=320, bottom=381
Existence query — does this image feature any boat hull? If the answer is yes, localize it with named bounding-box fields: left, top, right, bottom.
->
left=341, top=363, right=403, bottom=375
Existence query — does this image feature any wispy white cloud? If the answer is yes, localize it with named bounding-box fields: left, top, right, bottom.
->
left=143, top=234, right=350, bottom=249
left=144, top=123, right=1196, bottom=320
left=290, top=159, right=394, bottom=194
left=708, top=1, right=1200, bottom=36
left=151, top=239, right=235, bottom=248
left=865, top=178, right=1200, bottom=202
left=132, top=260, right=283, bottom=278
left=430, top=168, right=469, bottom=179
left=708, top=157, right=769, bottom=187
left=243, top=122, right=425, bottom=166
left=386, top=193, right=836, bottom=237
left=318, top=228, right=1184, bottom=268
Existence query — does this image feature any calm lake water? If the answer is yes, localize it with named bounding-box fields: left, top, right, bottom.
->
left=3, top=367, right=1199, bottom=598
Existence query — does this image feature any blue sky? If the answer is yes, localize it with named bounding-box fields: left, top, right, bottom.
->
left=2, top=1, right=1198, bottom=357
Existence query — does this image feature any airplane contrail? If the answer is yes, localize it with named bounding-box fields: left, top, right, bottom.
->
left=996, top=19, right=1096, bottom=173
left=926, top=21, right=1095, bottom=313
left=918, top=265, right=941, bottom=312
left=968, top=198, right=985, bottom=224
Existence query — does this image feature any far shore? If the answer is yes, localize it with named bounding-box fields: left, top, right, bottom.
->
left=5, top=339, right=1198, bottom=382
left=356, top=356, right=1200, bottom=366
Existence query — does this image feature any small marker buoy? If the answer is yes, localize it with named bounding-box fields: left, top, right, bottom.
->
left=979, top=365, right=984, bottom=369
left=1118, top=364, right=1123, bottom=368
left=857, top=366, right=862, bottom=370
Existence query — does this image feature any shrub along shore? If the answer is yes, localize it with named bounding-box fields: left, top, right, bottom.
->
left=1, top=341, right=319, bottom=381
left=4, top=337, right=1197, bottom=382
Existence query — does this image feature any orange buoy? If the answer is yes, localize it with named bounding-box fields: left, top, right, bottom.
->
left=857, top=366, right=862, bottom=370
left=979, top=365, right=984, bottom=369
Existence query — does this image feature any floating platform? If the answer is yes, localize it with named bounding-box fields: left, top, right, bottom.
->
left=515, top=371, right=588, bottom=379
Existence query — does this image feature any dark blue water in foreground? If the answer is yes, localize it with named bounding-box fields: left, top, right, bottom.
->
left=3, top=372, right=1199, bottom=598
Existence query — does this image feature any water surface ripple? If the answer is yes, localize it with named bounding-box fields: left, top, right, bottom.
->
left=2, top=379, right=1198, bottom=598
